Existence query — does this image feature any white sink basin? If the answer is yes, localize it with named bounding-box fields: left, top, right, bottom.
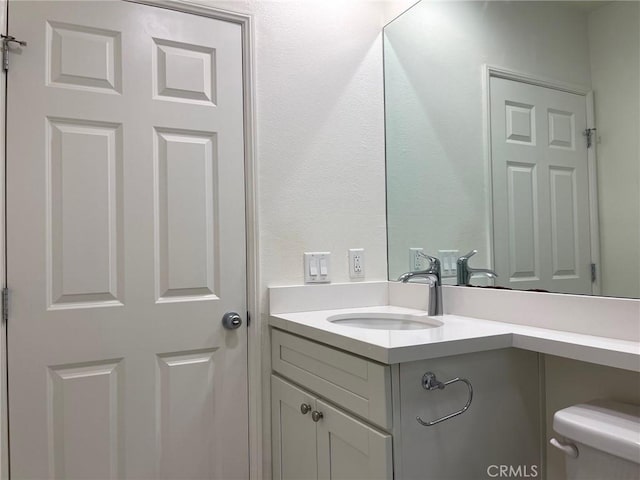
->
left=327, top=312, right=443, bottom=330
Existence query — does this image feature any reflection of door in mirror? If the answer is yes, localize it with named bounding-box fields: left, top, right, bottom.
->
left=490, top=77, right=592, bottom=295
left=383, top=0, right=639, bottom=298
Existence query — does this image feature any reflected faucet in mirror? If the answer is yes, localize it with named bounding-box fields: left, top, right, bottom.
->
left=397, top=252, right=443, bottom=316
left=457, top=250, right=498, bottom=286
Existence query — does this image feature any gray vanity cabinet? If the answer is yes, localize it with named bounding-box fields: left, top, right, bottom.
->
left=271, top=329, right=393, bottom=429
left=270, top=328, right=541, bottom=480
left=272, top=375, right=393, bottom=480
left=271, top=329, right=393, bottom=480
left=398, top=349, right=542, bottom=479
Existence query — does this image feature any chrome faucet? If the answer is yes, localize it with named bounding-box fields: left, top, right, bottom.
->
left=397, top=252, right=442, bottom=316
left=456, top=250, right=498, bottom=286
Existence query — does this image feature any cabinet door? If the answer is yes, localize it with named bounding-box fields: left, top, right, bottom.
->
left=316, top=400, right=392, bottom=480
left=272, top=376, right=318, bottom=480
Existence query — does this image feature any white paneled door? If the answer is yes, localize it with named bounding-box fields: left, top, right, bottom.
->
left=491, top=77, right=592, bottom=294
left=6, top=1, right=248, bottom=478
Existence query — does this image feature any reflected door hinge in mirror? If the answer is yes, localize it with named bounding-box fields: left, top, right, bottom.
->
left=2, top=288, right=8, bottom=323
left=591, top=263, right=597, bottom=283
left=583, top=128, right=597, bottom=148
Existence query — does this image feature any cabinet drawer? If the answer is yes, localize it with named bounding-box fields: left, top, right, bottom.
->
left=271, top=329, right=392, bottom=430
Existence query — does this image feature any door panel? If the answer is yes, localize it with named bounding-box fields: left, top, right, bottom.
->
left=7, top=2, right=248, bottom=478
left=154, top=127, right=219, bottom=300
left=506, top=162, right=538, bottom=281
left=549, top=167, right=580, bottom=278
left=47, top=21, right=122, bottom=93
left=48, top=117, right=124, bottom=307
left=152, top=38, right=216, bottom=104
left=156, top=349, right=220, bottom=479
left=49, top=359, right=124, bottom=480
left=491, top=77, right=592, bottom=294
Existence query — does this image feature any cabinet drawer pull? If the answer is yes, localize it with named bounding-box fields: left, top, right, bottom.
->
left=300, top=403, right=312, bottom=415
left=311, top=410, right=324, bottom=422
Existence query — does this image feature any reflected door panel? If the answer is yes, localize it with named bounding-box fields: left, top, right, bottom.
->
left=491, top=77, right=592, bottom=294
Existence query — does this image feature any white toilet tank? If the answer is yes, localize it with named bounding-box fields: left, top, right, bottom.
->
left=551, top=400, right=640, bottom=480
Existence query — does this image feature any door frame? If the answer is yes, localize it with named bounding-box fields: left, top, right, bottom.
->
left=0, top=1, right=7, bottom=478
left=0, top=1, right=261, bottom=479
left=482, top=64, right=601, bottom=295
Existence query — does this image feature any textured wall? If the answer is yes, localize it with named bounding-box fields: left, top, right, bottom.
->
left=200, top=0, right=407, bottom=310
left=252, top=1, right=389, bottom=294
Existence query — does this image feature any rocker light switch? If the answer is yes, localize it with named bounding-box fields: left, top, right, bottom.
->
left=319, top=258, right=328, bottom=275
left=304, top=252, right=331, bottom=283
left=309, top=258, right=318, bottom=276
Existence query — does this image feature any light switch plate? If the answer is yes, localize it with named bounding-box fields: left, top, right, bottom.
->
left=304, top=252, right=331, bottom=283
left=438, top=249, right=459, bottom=278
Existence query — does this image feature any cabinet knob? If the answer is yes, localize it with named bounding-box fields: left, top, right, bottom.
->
left=300, top=403, right=311, bottom=415
left=311, top=410, right=323, bottom=422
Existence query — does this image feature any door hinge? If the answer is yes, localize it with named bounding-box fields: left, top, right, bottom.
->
left=591, top=263, right=597, bottom=283
left=583, top=128, right=597, bottom=149
left=1, top=34, right=27, bottom=71
left=2, top=288, right=8, bottom=323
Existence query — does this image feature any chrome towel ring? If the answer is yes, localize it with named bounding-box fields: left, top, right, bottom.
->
left=416, top=372, right=474, bottom=427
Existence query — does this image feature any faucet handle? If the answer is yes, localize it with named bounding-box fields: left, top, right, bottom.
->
left=417, top=251, right=440, bottom=271
left=458, top=250, right=478, bottom=262
left=456, top=249, right=498, bottom=285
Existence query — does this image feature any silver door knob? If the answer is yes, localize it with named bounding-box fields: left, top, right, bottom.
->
left=222, top=312, right=242, bottom=330
left=311, top=410, right=323, bottom=422
left=300, top=403, right=312, bottom=415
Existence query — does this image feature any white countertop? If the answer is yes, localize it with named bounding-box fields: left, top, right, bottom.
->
left=269, top=306, right=640, bottom=371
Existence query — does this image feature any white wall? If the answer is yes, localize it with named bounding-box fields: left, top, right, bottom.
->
left=200, top=0, right=409, bottom=301
left=588, top=2, right=640, bottom=298
left=384, top=1, right=593, bottom=279
left=252, top=1, right=389, bottom=295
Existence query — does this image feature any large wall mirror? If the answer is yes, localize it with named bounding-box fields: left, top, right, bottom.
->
left=384, top=0, right=639, bottom=298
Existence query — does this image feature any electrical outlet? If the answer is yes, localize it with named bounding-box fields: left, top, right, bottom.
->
left=348, top=248, right=365, bottom=279
left=304, top=252, right=331, bottom=283
left=409, top=248, right=424, bottom=271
